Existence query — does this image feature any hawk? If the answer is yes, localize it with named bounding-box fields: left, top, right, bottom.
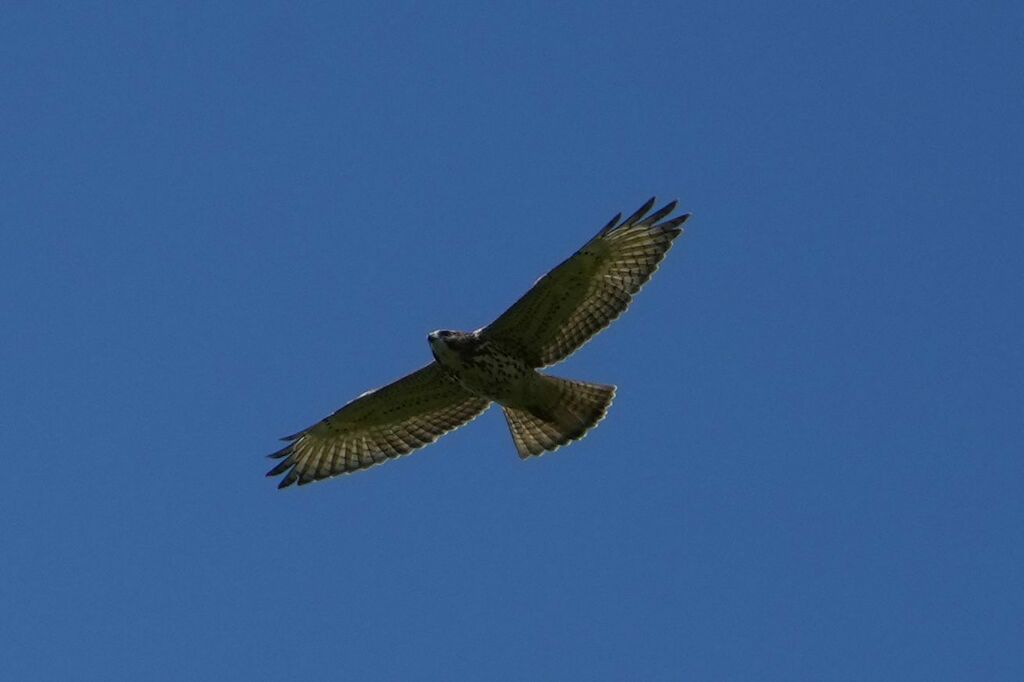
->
left=267, top=197, right=690, bottom=488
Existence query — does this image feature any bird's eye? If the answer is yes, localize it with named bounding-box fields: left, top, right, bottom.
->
left=440, top=331, right=451, bottom=337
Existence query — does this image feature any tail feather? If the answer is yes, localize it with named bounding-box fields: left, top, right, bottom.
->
left=502, top=375, right=616, bottom=458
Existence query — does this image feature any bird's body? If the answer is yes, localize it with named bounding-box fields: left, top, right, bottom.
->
left=426, top=330, right=617, bottom=454
left=267, top=197, right=691, bottom=488
left=427, top=332, right=532, bottom=406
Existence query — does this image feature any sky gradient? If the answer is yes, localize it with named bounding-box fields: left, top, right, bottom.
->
left=2, top=2, right=1021, bottom=680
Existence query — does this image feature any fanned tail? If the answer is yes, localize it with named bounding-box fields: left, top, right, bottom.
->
left=502, top=375, right=616, bottom=458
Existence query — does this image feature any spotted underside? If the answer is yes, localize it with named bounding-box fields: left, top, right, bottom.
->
left=436, top=336, right=533, bottom=402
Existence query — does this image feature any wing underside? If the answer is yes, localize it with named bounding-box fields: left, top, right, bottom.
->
left=482, top=198, right=689, bottom=367
left=267, top=362, right=490, bottom=488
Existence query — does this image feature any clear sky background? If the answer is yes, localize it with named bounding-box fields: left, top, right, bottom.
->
left=2, top=2, right=1021, bottom=680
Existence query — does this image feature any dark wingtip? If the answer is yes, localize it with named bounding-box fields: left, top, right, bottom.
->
left=622, top=197, right=657, bottom=226
left=266, top=459, right=293, bottom=476
left=641, top=199, right=679, bottom=226
left=664, top=212, right=691, bottom=229
left=267, top=444, right=292, bottom=459
left=276, top=470, right=299, bottom=489
left=598, top=212, right=623, bottom=235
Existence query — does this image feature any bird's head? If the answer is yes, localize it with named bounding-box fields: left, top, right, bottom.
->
left=427, top=329, right=469, bottom=365
left=427, top=329, right=456, bottom=350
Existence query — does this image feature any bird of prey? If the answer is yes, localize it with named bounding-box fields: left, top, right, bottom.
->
left=267, top=197, right=690, bottom=488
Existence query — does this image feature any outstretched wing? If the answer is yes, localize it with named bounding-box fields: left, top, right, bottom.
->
left=267, top=362, right=490, bottom=488
left=481, top=197, right=689, bottom=368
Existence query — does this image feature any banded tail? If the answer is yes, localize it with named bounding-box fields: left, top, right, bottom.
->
left=502, top=375, right=616, bottom=458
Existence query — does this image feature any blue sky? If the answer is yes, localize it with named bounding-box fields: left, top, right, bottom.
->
left=2, top=2, right=1021, bottom=679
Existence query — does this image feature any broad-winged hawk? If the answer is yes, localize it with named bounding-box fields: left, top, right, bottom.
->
left=267, top=197, right=690, bottom=488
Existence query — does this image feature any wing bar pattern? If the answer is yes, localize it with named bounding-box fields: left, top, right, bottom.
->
left=267, top=363, right=490, bottom=488
left=482, top=198, right=690, bottom=367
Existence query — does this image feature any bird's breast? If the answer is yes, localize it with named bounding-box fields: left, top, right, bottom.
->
left=439, top=339, right=534, bottom=404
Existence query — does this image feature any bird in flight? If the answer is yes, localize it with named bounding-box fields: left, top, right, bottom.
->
left=267, top=197, right=691, bottom=488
